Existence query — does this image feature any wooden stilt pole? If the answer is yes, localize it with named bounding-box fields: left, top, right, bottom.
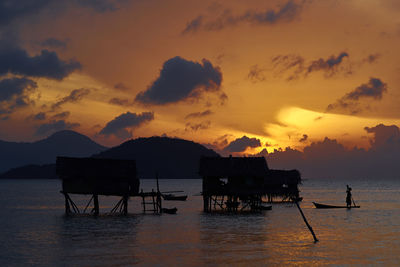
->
left=152, top=189, right=156, bottom=213
left=64, top=192, right=71, bottom=215
left=203, top=195, right=208, bottom=212
left=93, top=194, right=99, bottom=216
left=83, top=195, right=94, bottom=213
left=123, top=195, right=128, bottom=215
left=156, top=173, right=162, bottom=213
left=295, top=201, right=318, bottom=243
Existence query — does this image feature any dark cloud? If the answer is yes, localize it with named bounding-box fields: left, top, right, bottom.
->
left=306, top=52, right=349, bottom=76
left=35, top=119, right=80, bottom=136
left=109, top=97, right=133, bottom=106
left=182, top=0, right=303, bottom=34
left=51, top=88, right=90, bottom=111
left=247, top=64, right=266, bottom=83
left=345, top=78, right=387, bottom=101
left=135, top=56, right=223, bottom=105
left=271, top=52, right=350, bottom=80
left=0, top=46, right=81, bottom=80
left=40, top=38, right=68, bottom=49
left=203, top=134, right=233, bottom=155
left=223, top=135, right=262, bottom=152
left=265, top=124, right=400, bottom=179
left=182, top=15, right=204, bottom=35
left=99, top=111, right=154, bottom=139
left=327, top=78, right=387, bottom=114
left=114, top=82, right=130, bottom=91
left=51, top=111, right=70, bottom=120
left=185, top=109, right=213, bottom=119
left=0, top=77, right=37, bottom=116
left=33, top=112, right=46, bottom=120
left=272, top=54, right=305, bottom=80
left=75, top=0, right=123, bottom=13
left=0, top=0, right=50, bottom=27
left=299, top=134, right=308, bottom=142
left=185, top=121, right=211, bottom=131
left=364, top=124, right=400, bottom=151
left=0, top=0, right=129, bottom=27
left=26, top=112, right=46, bottom=121
left=362, top=53, right=380, bottom=64
left=219, top=92, right=228, bottom=105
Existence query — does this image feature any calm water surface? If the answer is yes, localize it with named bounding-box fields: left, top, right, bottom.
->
left=1, top=178, right=400, bottom=266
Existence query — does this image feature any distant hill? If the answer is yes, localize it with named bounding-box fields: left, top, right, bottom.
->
left=0, top=164, right=57, bottom=179
left=93, top=136, right=220, bottom=179
left=0, top=130, right=107, bottom=173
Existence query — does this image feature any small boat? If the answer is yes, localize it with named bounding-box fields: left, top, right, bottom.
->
left=161, top=207, right=177, bottom=214
left=251, top=204, right=272, bottom=211
left=313, top=202, right=360, bottom=209
left=162, top=194, right=188, bottom=201
left=260, top=205, right=272, bottom=210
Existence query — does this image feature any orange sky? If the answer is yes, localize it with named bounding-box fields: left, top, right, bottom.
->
left=1, top=0, right=400, bottom=155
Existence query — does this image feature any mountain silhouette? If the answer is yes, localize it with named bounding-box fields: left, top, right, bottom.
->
left=0, top=130, right=107, bottom=173
left=93, top=136, right=220, bottom=179
left=0, top=164, right=57, bottom=179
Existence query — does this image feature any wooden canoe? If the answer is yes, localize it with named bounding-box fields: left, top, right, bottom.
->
left=313, top=202, right=360, bottom=209
left=161, top=207, right=178, bottom=214
left=162, top=194, right=188, bottom=201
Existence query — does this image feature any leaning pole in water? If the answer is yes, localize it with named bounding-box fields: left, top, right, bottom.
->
left=295, top=201, right=319, bottom=243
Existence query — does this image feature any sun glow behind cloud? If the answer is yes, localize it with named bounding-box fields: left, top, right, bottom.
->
left=264, top=106, right=400, bottom=151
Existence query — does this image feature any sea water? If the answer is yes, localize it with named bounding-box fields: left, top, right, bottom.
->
left=0, top=178, right=399, bottom=266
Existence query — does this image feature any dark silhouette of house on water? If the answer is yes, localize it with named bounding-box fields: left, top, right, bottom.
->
left=56, top=156, right=143, bottom=215
left=199, top=156, right=301, bottom=212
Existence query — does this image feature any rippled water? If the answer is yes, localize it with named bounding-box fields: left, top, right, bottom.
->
left=1, top=178, right=400, bottom=266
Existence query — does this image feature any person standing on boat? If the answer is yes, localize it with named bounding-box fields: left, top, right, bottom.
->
left=346, top=185, right=352, bottom=208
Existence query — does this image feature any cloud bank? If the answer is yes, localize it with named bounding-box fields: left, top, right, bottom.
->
left=0, top=46, right=81, bottom=80
left=264, top=124, right=400, bottom=179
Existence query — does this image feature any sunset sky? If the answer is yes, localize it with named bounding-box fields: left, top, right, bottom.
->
left=1, top=0, right=400, bottom=157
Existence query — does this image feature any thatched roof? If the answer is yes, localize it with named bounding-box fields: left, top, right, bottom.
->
left=199, top=156, right=269, bottom=177
left=56, top=156, right=136, bottom=181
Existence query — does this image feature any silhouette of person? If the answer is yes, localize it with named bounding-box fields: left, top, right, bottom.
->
left=346, top=185, right=352, bottom=208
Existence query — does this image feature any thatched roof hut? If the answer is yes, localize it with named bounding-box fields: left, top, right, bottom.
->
left=199, top=156, right=302, bottom=209
left=56, top=156, right=139, bottom=196
left=199, top=156, right=269, bottom=196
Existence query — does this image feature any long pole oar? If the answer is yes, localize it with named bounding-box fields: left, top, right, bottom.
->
left=294, top=201, right=319, bottom=243
left=351, top=196, right=357, bottom=207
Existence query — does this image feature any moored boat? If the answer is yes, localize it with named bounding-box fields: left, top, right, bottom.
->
left=313, top=202, right=360, bottom=209
left=162, top=194, right=188, bottom=201
left=161, top=207, right=178, bottom=214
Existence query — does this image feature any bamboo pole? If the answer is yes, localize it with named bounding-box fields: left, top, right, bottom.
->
left=295, top=201, right=318, bottom=243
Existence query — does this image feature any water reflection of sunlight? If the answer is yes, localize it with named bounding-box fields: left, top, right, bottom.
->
left=199, top=213, right=271, bottom=265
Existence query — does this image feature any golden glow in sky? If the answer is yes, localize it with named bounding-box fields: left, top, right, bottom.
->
left=1, top=0, right=400, bottom=156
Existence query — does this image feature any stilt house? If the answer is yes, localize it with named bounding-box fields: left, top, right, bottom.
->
left=56, top=156, right=139, bottom=215
left=199, top=156, right=301, bottom=212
